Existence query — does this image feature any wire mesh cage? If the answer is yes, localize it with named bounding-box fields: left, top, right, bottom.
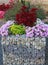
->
left=1, top=35, right=46, bottom=65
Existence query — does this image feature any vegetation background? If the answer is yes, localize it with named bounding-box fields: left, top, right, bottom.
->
left=0, top=0, right=48, bottom=12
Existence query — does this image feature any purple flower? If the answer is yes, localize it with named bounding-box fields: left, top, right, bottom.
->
left=26, top=23, right=48, bottom=37
left=0, top=20, right=14, bottom=36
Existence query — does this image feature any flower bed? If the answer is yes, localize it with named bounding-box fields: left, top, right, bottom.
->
left=0, top=1, right=48, bottom=65
left=0, top=0, right=15, bottom=19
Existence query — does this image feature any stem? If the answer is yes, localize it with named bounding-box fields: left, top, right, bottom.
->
left=21, top=0, right=25, bottom=6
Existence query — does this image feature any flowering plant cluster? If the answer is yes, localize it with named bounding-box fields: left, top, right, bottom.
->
left=0, top=11, right=5, bottom=18
left=26, top=23, right=48, bottom=37
left=0, top=3, right=13, bottom=18
left=0, top=20, right=14, bottom=36
left=0, top=20, right=25, bottom=36
left=0, top=19, right=48, bottom=38
left=0, top=0, right=14, bottom=19
left=0, top=3, right=12, bottom=11
left=16, top=6, right=37, bottom=27
left=0, top=1, right=47, bottom=37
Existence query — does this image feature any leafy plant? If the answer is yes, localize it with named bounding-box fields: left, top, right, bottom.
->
left=8, top=24, right=25, bottom=35
left=16, top=5, right=37, bottom=27
left=37, top=8, right=46, bottom=20
left=4, top=2, right=23, bottom=21
left=4, top=1, right=46, bottom=21
left=0, top=3, right=12, bottom=11
left=29, top=4, right=46, bottom=20
left=36, top=5, right=46, bottom=20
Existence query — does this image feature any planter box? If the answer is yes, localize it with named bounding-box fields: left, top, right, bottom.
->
left=1, top=35, right=47, bottom=65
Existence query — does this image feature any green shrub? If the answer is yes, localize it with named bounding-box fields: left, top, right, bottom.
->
left=4, top=1, right=46, bottom=21
left=37, top=8, right=46, bottom=20
left=29, top=4, right=46, bottom=20
left=4, top=1, right=31, bottom=21
left=36, top=5, right=46, bottom=20
left=8, top=24, right=25, bottom=35
left=4, top=2, right=23, bottom=21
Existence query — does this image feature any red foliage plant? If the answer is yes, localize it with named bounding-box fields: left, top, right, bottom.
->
left=16, top=6, right=38, bottom=27
left=0, top=3, right=12, bottom=11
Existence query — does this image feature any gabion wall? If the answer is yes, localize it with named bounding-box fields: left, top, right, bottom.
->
left=1, top=35, right=46, bottom=65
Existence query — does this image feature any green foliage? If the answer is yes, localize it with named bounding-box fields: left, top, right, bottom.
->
left=36, top=5, right=46, bottom=20
left=29, top=4, right=46, bottom=20
left=37, top=8, right=46, bottom=20
left=21, top=0, right=25, bottom=5
left=4, top=2, right=23, bottom=21
left=4, top=1, right=46, bottom=21
left=8, top=24, right=25, bottom=35
left=4, top=1, right=31, bottom=21
left=25, top=1, right=30, bottom=8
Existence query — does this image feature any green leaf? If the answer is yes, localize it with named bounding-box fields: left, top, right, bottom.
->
left=8, top=24, right=25, bottom=35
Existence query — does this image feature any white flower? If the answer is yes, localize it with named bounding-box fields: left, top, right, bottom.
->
left=36, top=18, right=44, bottom=24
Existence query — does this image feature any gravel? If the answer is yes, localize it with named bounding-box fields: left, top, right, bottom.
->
left=1, top=36, right=46, bottom=65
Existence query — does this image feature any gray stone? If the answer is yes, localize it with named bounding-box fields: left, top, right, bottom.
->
left=1, top=36, right=46, bottom=65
